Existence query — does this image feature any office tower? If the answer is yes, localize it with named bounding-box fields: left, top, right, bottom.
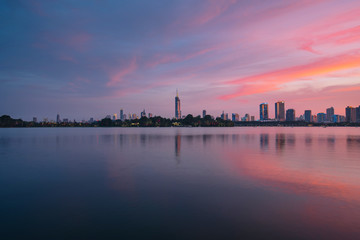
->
left=346, top=106, right=357, bottom=122
left=326, top=107, right=334, bottom=122
left=132, top=113, right=137, bottom=120
left=259, top=103, right=268, bottom=120
left=148, top=113, right=153, bottom=118
left=251, top=116, right=255, bottom=121
left=356, top=106, right=360, bottom=122
left=112, top=114, right=117, bottom=120
left=221, top=111, right=225, bottom=120
left=141, top=109, right=146, bottom=118
left=89, top=118, right=94, bottom=123
left=120, top=109, right=124, bottom=121
left=286, top=109, right=295, bottom=121
left=304, top=110, right=312, bottom=122
left=332, top=115, right=340, bottom=123
left=232, top=113, right=239, bottom=122
left=275, top=101, right=285, bottom=121
left=312, top=115, right=317, bottom=123
left=123, top=114, right=127, bottom=120
left=63, top=118, right=69, bottom=123
left=225, top=113, right=228, bottom=120
left=317, top=113, right=326, bottom=123
left=33, top=117, right=37, bottom=123
left=175, top=90, right=181, bottom=119
left=56, top=114, right=61, bottom=123
left=244, top=114, right=250, bottom=121
left=203, top=110, right=206, bottom=118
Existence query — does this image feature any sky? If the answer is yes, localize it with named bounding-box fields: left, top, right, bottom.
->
left=1, top=0, right=360, bottom=121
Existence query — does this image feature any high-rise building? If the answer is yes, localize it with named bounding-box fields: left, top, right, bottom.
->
left=232, top=113, right=239, bottom=122
left=141, top=109, right=146, bottom=118
left=202, top=110, right=206, bottom=118
left=326, top=107, right=334, bottom=122
left=317, top=113, right=326, bottom=123
left=304, top=110, right=312, bottom=122
left=56, top=114, right=61, bottom=123
left=286, top=109, right=295, bottom=121
left=33, top=117, right=37, bottom=123
left=175, top=90, right=181, bottom=119
left=243, top=114, right=250, bottom=121
left=356, top=106, right=360, bottom=123
left=120, top=109, right=124, bottom=121
left=260, top=103, right=268, bottom=120
left=221, top=111, right=225, bottom=120
left=346, top=106, right=357, bottom=123
left=275, top=101, right=285, bottom=121
left=148, top=113, right=153, bottom=118
left=113, top=114, right=117, bottom=120
left=251, top=116, right=255, bottom=121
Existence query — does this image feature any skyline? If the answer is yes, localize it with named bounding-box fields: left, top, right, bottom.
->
left=1, top=0, right=360, bottom=120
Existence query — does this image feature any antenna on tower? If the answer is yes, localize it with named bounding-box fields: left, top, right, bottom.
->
left=176, top=89, right=178, bottom=97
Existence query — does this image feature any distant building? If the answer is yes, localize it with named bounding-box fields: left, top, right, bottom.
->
left=243, top=114, right=250, bottom=121
left=63, top=118, right=69, bottom=123
left=132, top=113, right=137, bottom=120
left=56, top=114, right=61, bottom=123
left=312, top=115, right=317, bottom=123
left=123, top=114, right=127, bottom=120
left=33, top=117, right=37, bottom=123
left=105, top=115, right=111, bottom=119
left=148, top=113, right=153, bottom=118
left=304, top=110, right=312, bottom=122
left=346, top=106, right=357, bottom=123
left=202, top=110, right=206, bottom=118
left=113, top=114, right=117, bottom=120
left=175, top=90, right=181, bottom=119
left=259, top=103, right=268, bottom=120
left=251, top=116, right=255, bottom=121
left=286, top=109, right=295, bottom=121
left=43, top=118, right=48, bottom=123
left=332, top=115, right=340, bottom=123
left=221, top=111, right=225, bottom=120
left=141, top=109, right=146, bottom=118
left=232, top=113, right=239, bottom=122
left=356, top=106, right=360, bottom=123
left=89, top=118, right=94, bottom=123
left=326, top=107, right=334, bottom=122
left=120, top=109, right=124, bottom=121
left=317, top=113, right=326, bottom=123
left=275, top=101, right=285, bottom=121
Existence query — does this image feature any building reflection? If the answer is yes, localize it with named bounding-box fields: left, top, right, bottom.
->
left=275, top=133, right=286, bottom=151
left=260, top=134, right=269, bottom=150
left=175, top=133, right=181, bottom=164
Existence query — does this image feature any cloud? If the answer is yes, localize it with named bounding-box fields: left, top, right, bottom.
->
left=107, top=58, right=137, bottom=87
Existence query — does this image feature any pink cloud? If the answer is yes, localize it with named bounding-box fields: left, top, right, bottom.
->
left=107, top=58, right=137, bottom=87
left=219, top=51, right=360, bottom=100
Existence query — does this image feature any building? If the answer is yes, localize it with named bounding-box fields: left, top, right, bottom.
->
left=357, top=106, right=360, bottom=122
left=259, top=103, right=268, bottom=121
left=63, top=118, right=69, bottom=123
left=33, top=117, right=37, bottom=123
left=286, top=109, right=295, bottom=121
left=304, top=110, right=312, bottom=122
left=202, top=110, right=206, bottom=118
left=132, top=113, right=137, bottom=120
left=346, top=106, right=357, bottom=123
left=120, top=109, right=124, bottom=121
left=148, top=113, right=153, bottom=118
left=232, top=113, right=239, bottom=122
left=312, top=115, right=317, bottom=123
left=243, top=114, right=250, bottom=121
left=141, top=109, right=146, bottom=118
left=89, top=118, right=94, bottom=123
left=56, top=114, right=61, bottom=123
left=275, top=101, right=285, bottom=121
left=326, top=107, right=334, bottom=122
left=175, top=90, right=181, bottom=119
left=251, top=116, right=255, bottom=121
left=317, top=113, right=326, bottom=123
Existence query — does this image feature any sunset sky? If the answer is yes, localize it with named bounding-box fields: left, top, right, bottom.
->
left=1, top=0, right=360, bottom=121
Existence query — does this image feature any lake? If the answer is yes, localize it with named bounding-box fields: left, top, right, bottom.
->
left=1, top=127, right=360, bottom=239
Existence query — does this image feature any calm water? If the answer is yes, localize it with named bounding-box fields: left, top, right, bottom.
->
left=1, top=127, right=360, bottom=239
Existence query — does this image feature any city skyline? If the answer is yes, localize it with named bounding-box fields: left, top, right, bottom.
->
left=1, top=1, right=360, bottom=120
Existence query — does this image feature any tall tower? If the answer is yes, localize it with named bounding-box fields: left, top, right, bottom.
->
left=275, top=101, right=285, bottom=121
left=175, top=89, right=181, bottom=119
left=259, top=103, right=268, bottom=120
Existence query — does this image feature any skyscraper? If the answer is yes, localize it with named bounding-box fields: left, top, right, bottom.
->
left=141, top=109, right=146, bottom=118
left=56, top=114, right=61, bottom=123
left=286, top=109, right=295, bottom=121
left=304, top=110, right=312, bottom=122
left=317, top=113, right=326, bottom=123
left=232, top=113, right=239, bottom=122
left=356, top=106, right=360, bottom=123
left=326, top=107, right=334, bottom=122
left=175, top=90, right=181, bottom=119
left=120, top=109, right=124, bottom=121
left=346, top=106, right=357, bottom=122
left=202, top=110, right=206, bottom=118
left=275, top=101, right=285, bottom=121
left=259, top=103, right=268, bottom=120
